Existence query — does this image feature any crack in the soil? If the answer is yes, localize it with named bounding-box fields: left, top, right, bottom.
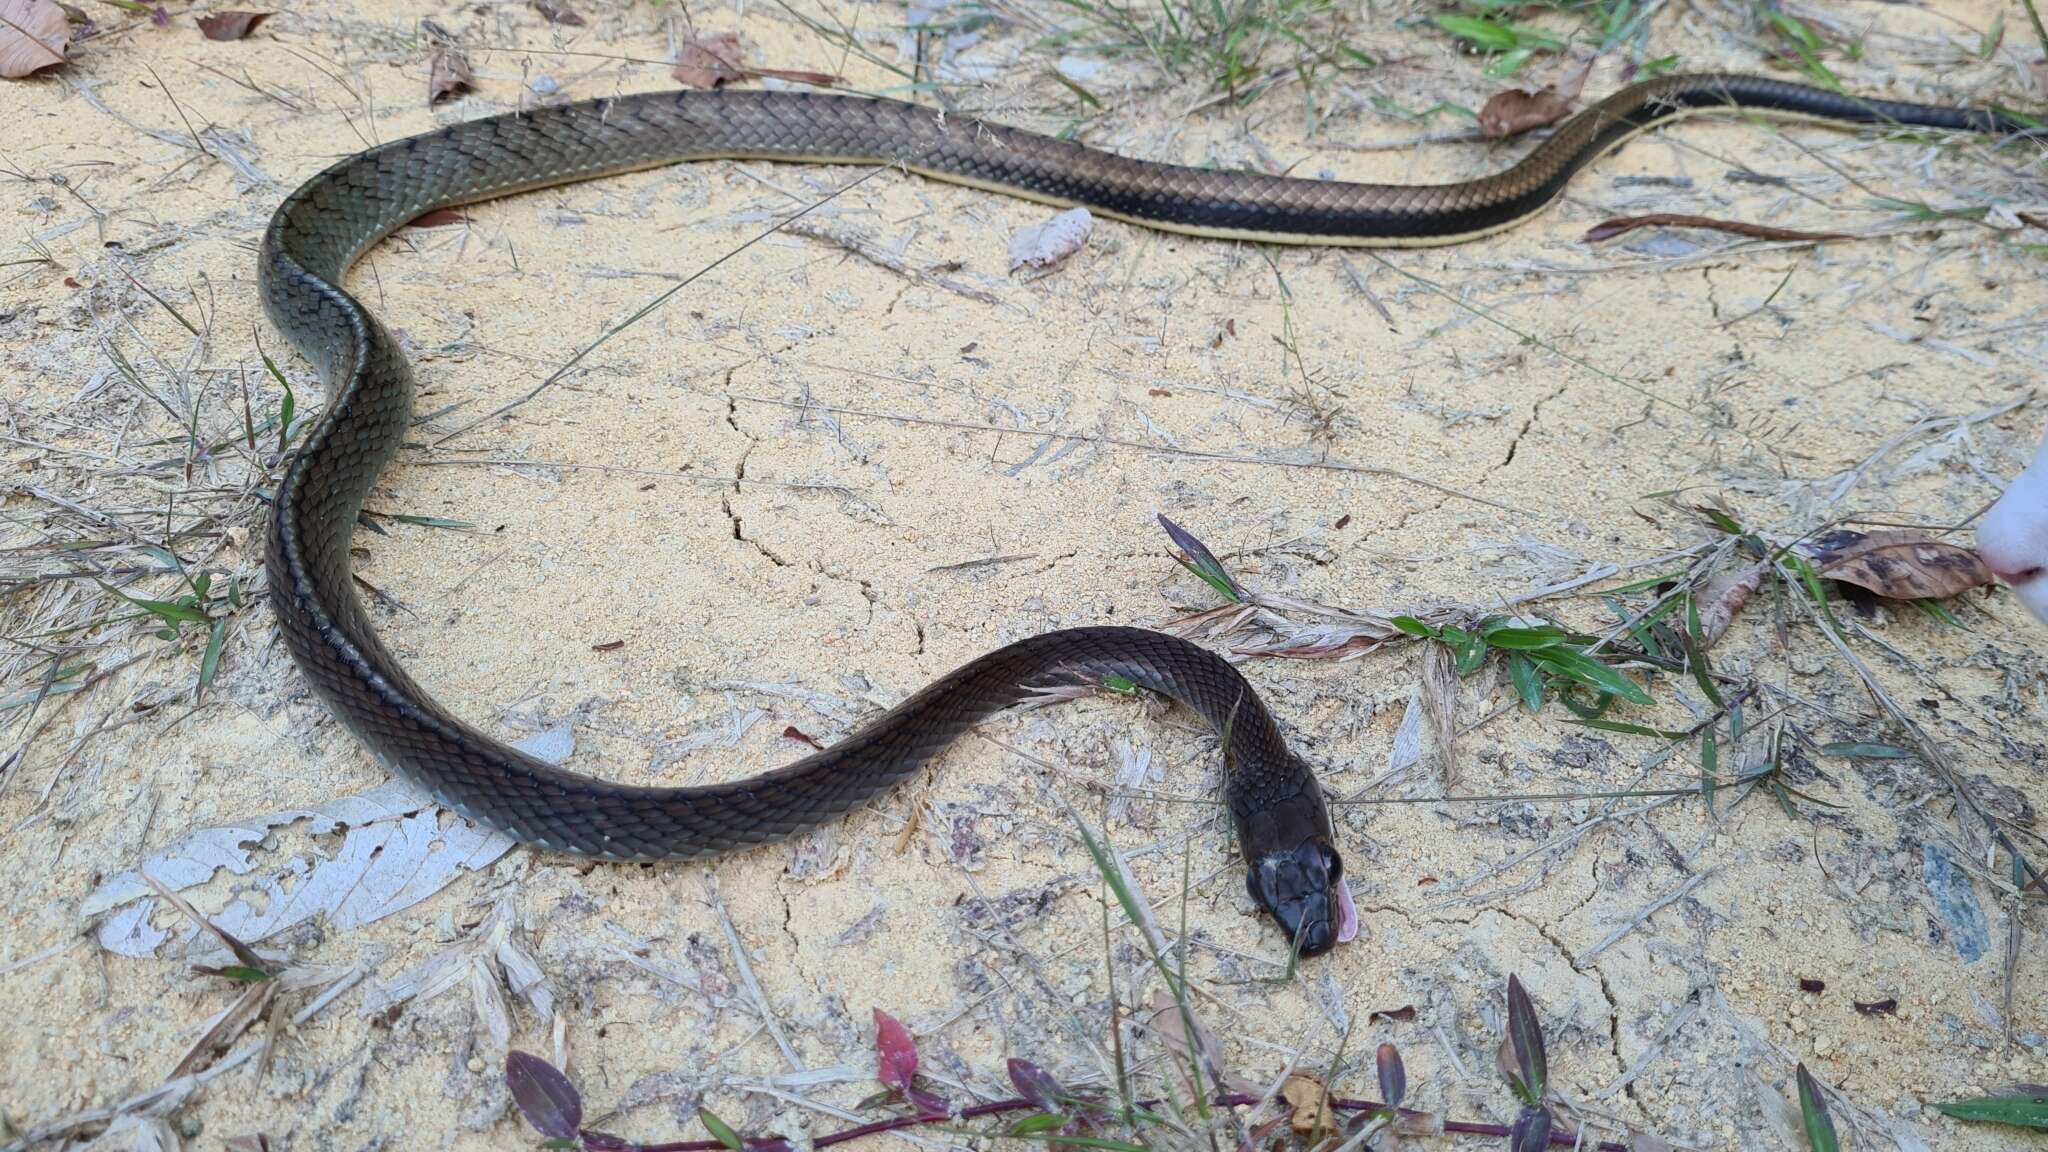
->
left=720, top=384, right=792, bottom=566
left=1517, top=905, right=1633, bottom=1112
left=1493, top=381, right=1569, bottom=472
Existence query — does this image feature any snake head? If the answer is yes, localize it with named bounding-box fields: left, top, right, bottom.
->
left=1245, top=839, right=1352, bottom=957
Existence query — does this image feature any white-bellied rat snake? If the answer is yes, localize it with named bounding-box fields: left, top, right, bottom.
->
left=258, top=73, right=2025, bottom=956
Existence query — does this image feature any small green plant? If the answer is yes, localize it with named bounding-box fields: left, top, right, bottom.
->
left=1046, top=0, right=1371, bottom=103
left=1796, top=1065, right=1838, bottom=1151
left=1434, top=12, right=1565, bottom=76
left=98, top=563, right=239, bottom=702
left=1390, top=614, right=1653, bottom=714
left=1760, top=9, right=1860, bottom=91
left=1931, top=1087, right=2048, bottom=1130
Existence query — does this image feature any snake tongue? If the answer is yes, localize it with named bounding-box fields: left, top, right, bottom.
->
left=1334, top=878, right=1359, bottom=944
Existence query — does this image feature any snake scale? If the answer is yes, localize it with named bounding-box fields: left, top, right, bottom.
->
left=259, top=73, right=2024, bottom=956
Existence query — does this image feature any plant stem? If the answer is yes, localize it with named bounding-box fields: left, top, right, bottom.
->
left=2021, top=0, right=2048, bottom=60
left=591, top=1094, right=1635, bottom=1152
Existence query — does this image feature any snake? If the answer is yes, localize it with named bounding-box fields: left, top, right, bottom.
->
left=259, top=72, right=2023, bottom=958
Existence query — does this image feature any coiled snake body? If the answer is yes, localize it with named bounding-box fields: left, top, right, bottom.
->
left=260, top=74, right=2022, bottom=956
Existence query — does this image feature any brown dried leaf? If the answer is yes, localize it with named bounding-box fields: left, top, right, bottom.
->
left=1693, top=561, right=1765, bottom=648
left=1280, top=1074, right=1336, bottom=1135
left=195, top=10, right=266, bottom=40
left=0, top=0, right=68, bottom=78
left=404, top=208, right=470, bottom=229
left=1479, top=86, right=1574, bottom=138
left=1478, top=62, right=1588, bottom=138
left=671, top=32, right=745, bottom=88
left=1420, top=639, right=1459, bottom=788
left=1805, top=529, right=1995, bottom=601
left=529, top=0, right=582, bottom=25
left=669, top=32, right=835, bottom=89
left=756, top=65, right=837, bottom=87
left=1584, top=213, right=1850, bottom=245
left=1136, top=989, right=1252, bottom=1097
left=428, top=48, right=472, bottom=104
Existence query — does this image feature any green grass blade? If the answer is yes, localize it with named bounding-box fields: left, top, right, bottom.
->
left=1930, top=1091, right=2048, bottom=1129
left=1527, top=647, right=1652, bottom=705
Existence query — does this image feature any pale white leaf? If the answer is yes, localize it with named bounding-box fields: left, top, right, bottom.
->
left=85, top=726, right=568, bottom=956
left=1008, top=207, right=1093, bottom=272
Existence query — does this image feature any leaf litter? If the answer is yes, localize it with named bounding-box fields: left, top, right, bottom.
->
left=194, top=10, right=265, bottom=40
left=84, top=726, right=571, bottom=957
left=428, top=46, right=473, bottom=104
left=1477, top=60, right=1589, bottom=138
left=1008, top=208, right=1095, bottom=272
left=1799, top=529, right=1996, bottom=601
left=670, top=31, right=837, bottom=89
left=0, top=0, right=67, bottom=77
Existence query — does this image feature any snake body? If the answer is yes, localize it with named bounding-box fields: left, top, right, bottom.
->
left=260, top=74, right=2020, bottom=956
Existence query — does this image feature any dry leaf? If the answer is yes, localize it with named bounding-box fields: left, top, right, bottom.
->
left=1804, top=529, right=1995, bottom=601
left=0, top=0, right=68, bottom=78
left=194, top=10, right=266, bottom=39
left=1281, top=1074, right=1337, bottom=1134
left=756, top=64, right=837, bottom=86
left=669, top=32, right=835, bottom=89
left=428, top=47, right=472, bottom=104
left=1008, top=207, right=1094, bottom=272
left=1478, top=61, right=1589, bottom=138
left=1694, top=561, right=1766, bottom=648
left=1420, top=639, right=1459, bottom=788
left=404, top=207, right=470, bottom=229
left=529, top=0, right=583, bottom=25
left=84, top=723, right=568, bottom=956
left=1479, top=86, right=1575, bottom=137
left=1584, top=213, right=1849, bottom=245
left=672, top=31, right=745, bottom=87
left=1135, top=989, right=1251, bottom=1097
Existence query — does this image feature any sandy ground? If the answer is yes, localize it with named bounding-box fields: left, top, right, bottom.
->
left=3, top=0, right=2047, bottom=1149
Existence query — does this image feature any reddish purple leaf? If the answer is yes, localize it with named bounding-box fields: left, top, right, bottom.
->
left=506, top=1050, right=583, bottom=1139
left=404, top=208, right=470, bottom=229
left=873, top=1009, right=918, bottom=1091
left=1505, top=975, right=1547, bottom=1101
left=907, top=1086, right=951, bottom=1119
left=1510, top=1106, right=1553, bottom=1152
left=1007, top=1059, right=1063, bottom=1110
left=1375, top=1043, right=1406, bottom=1109
left=581, top=1133, right=633, bottom=1152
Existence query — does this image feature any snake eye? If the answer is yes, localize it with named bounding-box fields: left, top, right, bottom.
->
left=1321, top=843, right=1343, bottom=883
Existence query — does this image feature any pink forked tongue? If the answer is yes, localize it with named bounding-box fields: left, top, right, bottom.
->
left=1335, top=879, right=1359, bottom=944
